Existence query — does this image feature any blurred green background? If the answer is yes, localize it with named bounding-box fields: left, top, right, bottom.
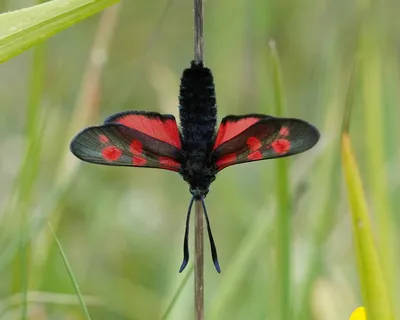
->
left=0, top=0, right=399, bottom=319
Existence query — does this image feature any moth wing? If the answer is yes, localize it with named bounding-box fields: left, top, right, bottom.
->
left=70, top=123, right=182, bottom=172
left=212, top=114, right=271, bottom=150
left=104, top=111, right=182, bottom=149
left=212, top=115, right=320, bottom=171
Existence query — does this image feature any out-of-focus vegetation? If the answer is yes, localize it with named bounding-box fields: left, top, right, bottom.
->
left=0, top=0, right=398, bottom=319
left=0, top=0, right=119, bottom=63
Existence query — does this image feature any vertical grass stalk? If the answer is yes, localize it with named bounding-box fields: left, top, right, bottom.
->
left=17, top=12, right=47, bottom=316
left=194, top=0, right=204, bottom=63
left=48, top=223, right=92, bottom=320
left=360, top=31, right=395, bottom=292
left=195, top=200, right=204, bottom=320
left=161, top=265, right=194, bottom=320
left=194, top=0, right=205, bottom=319
left=341, top=62, right=394, bottom=320
left=342, top=134, right=394, bottom=320
left=269, top=40, right=291, bottom=320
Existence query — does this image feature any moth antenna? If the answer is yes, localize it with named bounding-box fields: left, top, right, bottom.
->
left=179, top=196, right=195, bottom=273
left=201, top=197, right=221, bottom=273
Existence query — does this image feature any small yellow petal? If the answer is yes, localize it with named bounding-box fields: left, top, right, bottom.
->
left=350, top=307, right=366, bottom=320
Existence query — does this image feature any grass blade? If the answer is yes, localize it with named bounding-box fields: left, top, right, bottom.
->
left=12, top=7, right=48, bottom=316
left=160, top=265, right=193, bottom=320
left=209, top=208, right=275, bottom=320
left=269, top=39, right=291, bottom=320
left=0, top=0, right=119, bottom=63
left=342, top=133, right=393, bottom=319
left=341, top=82, right=394, bottom=320
left=360, top=32, right=395, bottom=294
left=48, top=223, right=92, bottom=320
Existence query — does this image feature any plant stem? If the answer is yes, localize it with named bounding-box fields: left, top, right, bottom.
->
left=194, top=200, right=204, bottom=320
left=269, top=40, right=291, bottom=320
left=161, top=265, right=194, bottom=320
left=193, top=0, right=204, bottom=318
left=194, top=0, right=204, bottom=62
left=20, top=8, right=47, bottom=316
left=48, top=223, right=92, bottom=320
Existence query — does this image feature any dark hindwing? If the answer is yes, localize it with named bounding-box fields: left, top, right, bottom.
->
left=70, top=123, right=182, bottom=172
left=212, top=115, right=320, bottom=171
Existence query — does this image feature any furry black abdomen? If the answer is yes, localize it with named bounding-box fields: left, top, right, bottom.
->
left=179, top=61, right=217, bottom=150
left=179, top=61, right=218, bottom=194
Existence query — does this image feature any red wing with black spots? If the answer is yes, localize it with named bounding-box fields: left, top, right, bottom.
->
left=212, top=115, right=319, bottom=171
left=70, top=123, right=182, bottom=172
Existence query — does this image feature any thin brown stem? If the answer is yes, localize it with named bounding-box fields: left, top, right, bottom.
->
left=194, top=0, right=205, bottom=318
left=194, top=199, right=204, bottom=320
left=194, top=0, right=204, bottom=62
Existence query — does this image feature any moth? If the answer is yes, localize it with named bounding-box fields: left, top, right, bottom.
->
left=70, top=61, right=320, bottom=273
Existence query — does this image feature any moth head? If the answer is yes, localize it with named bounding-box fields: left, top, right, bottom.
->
left=189, top=187, right=209, bottom=198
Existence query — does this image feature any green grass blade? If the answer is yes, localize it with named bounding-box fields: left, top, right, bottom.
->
left=209, top=209, right=275, bottom=320
left=360, top=31, right=395, bottom=293
left=48, top=223, right=92, bottom=320
left=15, top=13, right=47, bottom=317
left=341, top=58, right=393, bottom=319
left=269, top=39, right=291, bottom=320
left=160, top=265, right=193, bottom=320
left=342, top=134, right=394, bottom=319
left=0, top=0, right=119, bottom=63
left=19, top=238, right=29, bottom=320
left=269, top=40, right=285, bottom=116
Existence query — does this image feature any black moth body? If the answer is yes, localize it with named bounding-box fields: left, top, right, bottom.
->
left=179, top=62, right=218, bottom=198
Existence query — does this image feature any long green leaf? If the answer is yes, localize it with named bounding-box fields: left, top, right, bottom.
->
left=160, top=265, right=193, bottom=320
left=49, top=223, right=92, bottom=320
left=269, top=39, right=292, bottom=320
left=0, top=0, right=119, bottom=63
left=341, top=134, right=394, bottom=320
left=360, top=30, right=395, bottom=294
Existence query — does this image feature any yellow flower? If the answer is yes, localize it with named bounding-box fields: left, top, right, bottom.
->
left=350, top=307, right=366, bottom=320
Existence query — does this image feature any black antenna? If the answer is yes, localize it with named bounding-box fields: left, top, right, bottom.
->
left=179, top=196, right=195, bottom=273
left=201, top=197, right=221, bottom=273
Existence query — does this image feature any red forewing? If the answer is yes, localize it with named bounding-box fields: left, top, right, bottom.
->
left=213, top=114, right=271, bottom=150
left=70, top=123, right=182, bottom=172
left=104, top=111, right=182, bottom=149
left=212, top=115, right=319, bottom=171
